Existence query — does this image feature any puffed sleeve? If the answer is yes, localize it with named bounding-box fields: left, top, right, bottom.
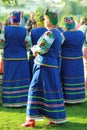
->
left=25, top=34, right=32, bottom=50
left=31, top=30, right=55, bottom=54
left=0, top=30, right=5, bottom=50
left=0, top=30, right=5, bottom=44
left=60, top=32, right=65, bottom=45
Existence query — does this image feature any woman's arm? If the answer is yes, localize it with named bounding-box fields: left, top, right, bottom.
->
left=25, top=34, right=32, bottom=50
left=31, top=30, right=55, bottom=56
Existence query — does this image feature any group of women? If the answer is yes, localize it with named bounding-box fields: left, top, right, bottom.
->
left=0, top=9, right=86, bottom=128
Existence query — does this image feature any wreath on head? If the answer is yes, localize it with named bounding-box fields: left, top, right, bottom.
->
left=64, top=16, right=75, bottom=29
left=44, top=9, right=58, bottom=25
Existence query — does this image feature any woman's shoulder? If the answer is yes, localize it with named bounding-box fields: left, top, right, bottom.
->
left=78, top=24, right=87, bottom=32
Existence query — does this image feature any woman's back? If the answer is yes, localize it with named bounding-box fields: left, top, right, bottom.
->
left=61, top=30, right=84, bottom=57
left=4, top=26, right=27, bottom=58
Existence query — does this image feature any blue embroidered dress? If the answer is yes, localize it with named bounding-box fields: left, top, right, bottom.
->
left=78, top=25, right=87, bottom=88
left=2, top=25, right=31, bottom=107
left=29, top=27, right=47, bottom=80
left=26, top=29, right=67, bottom=123
left=60, top=30, right=85, bottom=104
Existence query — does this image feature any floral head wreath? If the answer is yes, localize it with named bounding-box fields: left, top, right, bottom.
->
left=44, top=9, right=58, bottom=25
left=64, top=16, right=75, bottom=29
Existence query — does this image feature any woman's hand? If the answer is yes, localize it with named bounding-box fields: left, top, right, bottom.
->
left=0, top=39, right=4, bottom=43
left=33, top=51, right=39, bottom=57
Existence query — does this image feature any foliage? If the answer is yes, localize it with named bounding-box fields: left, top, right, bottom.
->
left=1, top=0, right=10, bottom=4
left=0, top=15, right=7, bottom=24
left=61, top=0, right=85, bottom=16
left=1, top=0, right=18, bottom=6
left=35, top=7, right=44, bottom=27
left=57, top=0, right=87, bottom=27
left=0, top=0, right=87, bottom=17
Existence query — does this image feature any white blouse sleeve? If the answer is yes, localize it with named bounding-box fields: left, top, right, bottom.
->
left=31, top=31, right=55, bottom=54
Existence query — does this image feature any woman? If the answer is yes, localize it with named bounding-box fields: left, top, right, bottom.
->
left=29, top=11, right=47, bottom=80
left=22, top=9, right=67, bottom=128
left=26, top=12, right=37, bottom=33
left=1, top=11, right=32, bottom=107
left=60, top=16, right=85, bottom=104
left=78, top=17, right=87, bottom=89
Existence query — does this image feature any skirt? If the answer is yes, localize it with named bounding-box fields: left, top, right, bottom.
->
left=2, top=59, right=30, bottom=107
left=26, top=63, right=67, bottom=123
left=60, top=58, right=85, bottom=104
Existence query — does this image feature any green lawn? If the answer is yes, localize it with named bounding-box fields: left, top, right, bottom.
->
left=0, top=91, right=87, bottom=130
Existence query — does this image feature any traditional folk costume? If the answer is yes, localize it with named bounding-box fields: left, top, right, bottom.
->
left=26, top=29, right=67, bottom=123
left=29, top=27, right=47, bottom=79
left=78, top=19, right=87, bottom=89
left=2, top=11, right=32, bottom=107
left=60, top=17, right=85, bottom=104
left=29, top=12, right=47, bottom=80
left=22, top=9, right=67, bottom=128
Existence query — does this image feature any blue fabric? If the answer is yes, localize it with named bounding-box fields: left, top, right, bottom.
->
left=2, top=26, right=30, bottom=107
left=34, top=29, right=63, bottom=66
left=26, top=29, right=67, bottom=122
left=4, top=26, right=27, bottom=58
left=61, top=31, right=84, bottom=57
left=60, top=30, right=85, bottom=103
left=58, top=27, right=64, bottom=32
left=29, top=27, right=47, bottom=79
left=12, top=11, right=20, bottom=23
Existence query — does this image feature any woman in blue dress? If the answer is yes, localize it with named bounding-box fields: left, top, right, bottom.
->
left=29, top=12, right=64, bottom=80
left=1, top=11, right=32, bottom=107
left=22, top=9, right=67, bottom=128
left=29, top=12, right=47, bottom=80
left=60, top=16, right=85, bottom=104
left=78, top=17, right=87, bottom=89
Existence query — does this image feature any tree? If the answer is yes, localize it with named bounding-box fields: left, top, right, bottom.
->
left=1, top=0, right=11, bottom=4
left=1, top=0, right=18, bottom=6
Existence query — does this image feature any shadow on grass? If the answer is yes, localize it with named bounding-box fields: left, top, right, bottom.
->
left=0, top=93, right=87, bottom=130
left=0, top=101, right=87, bottom=130
left=1, top=121, right=87, bottom=130
left=34, top=121, right=87, bottom=130
left=0, top=105, right=26, bottom=113
left=65, top=99, right=87, bottom=118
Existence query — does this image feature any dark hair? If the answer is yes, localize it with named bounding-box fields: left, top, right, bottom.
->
left=81, top=17, right=87, bottom=25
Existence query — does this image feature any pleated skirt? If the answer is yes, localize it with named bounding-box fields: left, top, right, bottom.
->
left=26, top=63, right=67, bottom=123
left=2, top=59, right=30, bottom=107
left=60, top=58, right=85, bottom=104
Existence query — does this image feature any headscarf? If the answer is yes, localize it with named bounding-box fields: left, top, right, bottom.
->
left=64, top=16, right=75, bottom=29
left=12, top=11, right=20, bottom=23
left=44, top=9, right=58, bottom=25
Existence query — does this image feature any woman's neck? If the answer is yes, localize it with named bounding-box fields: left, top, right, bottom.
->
left=46, top=25, right=56, bottom=30
left=11, top=23, right=20, bottom=26
left=67, top=28, right=75, bottom=31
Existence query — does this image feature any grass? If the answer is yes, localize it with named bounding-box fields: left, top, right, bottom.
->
left=0, top=88, right=87, bottom=130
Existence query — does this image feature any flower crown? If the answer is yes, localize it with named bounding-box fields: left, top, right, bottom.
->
left=64, top=17, right=74, bottom=25
left=64, top=16, right=75, bottom=29
left=44, top=9, right=58, bottom=25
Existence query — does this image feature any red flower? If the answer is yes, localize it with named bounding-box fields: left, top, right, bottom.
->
left=12, top=16, right=16, bottom=19
left=41, top=42, right=45, bottom=46
left=46, top=32, right=50, bottom=36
